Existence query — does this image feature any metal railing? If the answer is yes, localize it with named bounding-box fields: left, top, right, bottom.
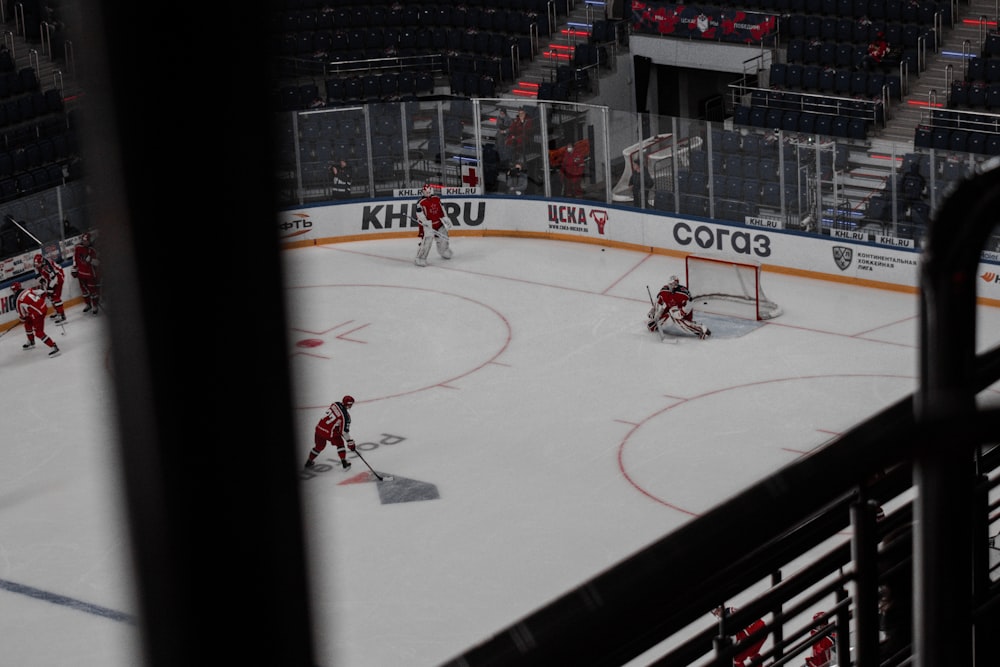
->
left=276, top=99, right=1000, bottom=250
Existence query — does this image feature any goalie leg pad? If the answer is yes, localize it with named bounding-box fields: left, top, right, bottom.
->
left=415, top=236, right=433, bottom=265
left=668, top=308, right=709, bottom=338
left=436, top=237, right=452, bottom=259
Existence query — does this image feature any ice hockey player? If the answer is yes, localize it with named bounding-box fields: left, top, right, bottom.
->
left=34, top=253, right=66, bottom=323
left=11, top=281, right=60, bottom=356
left=305, top=395, right=356, bottom=470
left=711, top=606, right=766, bottom=667
left=805, top=612, right=836, bottom=667
left=414, top=183, right=452, bottom=267
left=72, top=232, right=101, bottom=315
left=647, top=275, right=711, bottom=340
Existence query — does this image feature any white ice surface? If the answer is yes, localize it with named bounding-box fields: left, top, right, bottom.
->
left=4, top=236, right=1000, bottom=666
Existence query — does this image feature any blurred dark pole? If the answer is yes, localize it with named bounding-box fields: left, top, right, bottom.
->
left=79, top=3, right=316, bottom=666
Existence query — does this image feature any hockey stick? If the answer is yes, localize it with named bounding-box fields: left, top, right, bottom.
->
left=353, top=449, right=393, bottom=482
left=646, top=285, right=674, bottom=343
left=0, top=320, right=21, bottom=340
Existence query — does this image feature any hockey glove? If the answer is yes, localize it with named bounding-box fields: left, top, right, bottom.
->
left=347, top=439, right=356, bottom=451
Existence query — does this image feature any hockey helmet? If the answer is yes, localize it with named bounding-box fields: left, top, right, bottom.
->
left=10, top=281, right=21, bottom=294
left=342, top=395, right=355, bottom=408
left=80, top=232, right=91, bottom=245
left=33, top=253, right=43, bottom=267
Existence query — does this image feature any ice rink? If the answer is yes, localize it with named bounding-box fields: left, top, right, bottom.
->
left=5, top=235, right=999, bottom=666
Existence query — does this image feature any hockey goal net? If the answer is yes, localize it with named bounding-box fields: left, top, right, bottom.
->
left=685, top=255, right=782, bottom=320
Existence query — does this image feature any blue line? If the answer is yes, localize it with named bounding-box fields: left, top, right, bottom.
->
left=0, top=578, right=135, bottom=624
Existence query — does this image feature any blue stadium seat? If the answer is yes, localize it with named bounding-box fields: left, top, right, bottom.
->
left=967, top=132, right=987, bottom=154
left=815, top=114, right=833, bottom=136
left=734, top=105, right=752, bottom=126
left=799, top=111, right=817, bottom=133
left=769, top=63, right=787, bottom=87
left=931, top=127, right=951, bottom=149
left=786, top=64, right=804, bottom=89
left=949, top=129, right=969, bottom=152
left=914, top=125, right=932, bottom=148
left=849, top=118, right=867, bottom=140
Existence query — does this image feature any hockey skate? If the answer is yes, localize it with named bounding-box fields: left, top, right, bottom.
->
left=700, top=327, right=712, bottom=340
left=341, top=459, right=352, bottom=470
left=82, top=304, right=92, bottom=313
left=48, top=345, right=60, bottom=357
left=304, top=460, right=315, bottom=469
left=22, top=341, right=34, bottom=350
left=53, top=313, right=66, bottom=323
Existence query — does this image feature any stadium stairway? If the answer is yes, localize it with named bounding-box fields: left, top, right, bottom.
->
left=509, top=0, right=609, bottom=100
left=877, top=0, right=995, bottom=146
left=0, top=14, right=82, bottom=109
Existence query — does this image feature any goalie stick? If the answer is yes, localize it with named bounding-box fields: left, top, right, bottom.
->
left=646, top=285, right=676, bottom=344
left=354, top=449, right=393, bottom=482
left=408, top=215, right=450, bottom=240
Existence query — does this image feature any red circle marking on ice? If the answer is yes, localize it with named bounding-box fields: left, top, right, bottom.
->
left=296, top=338, right=325, bottom=348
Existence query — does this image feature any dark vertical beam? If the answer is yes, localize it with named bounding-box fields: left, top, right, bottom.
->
left=915, top=167, right=1000, bottom=667
left=78, top=4, right=316, bottom=666
left=851, top=499, right=881, bottom=665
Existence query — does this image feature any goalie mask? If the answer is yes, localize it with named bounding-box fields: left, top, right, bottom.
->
left=667, top=275, right=680, bottom=291
left=422, top=183, right=434, bottom=197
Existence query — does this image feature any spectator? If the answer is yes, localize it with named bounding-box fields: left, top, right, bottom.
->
left=495, top=108, right=512, bottom=164
left=712, top=606, right=766, bottom=667
left=629, top=158, right=654, bottom=208
left=505, top=108, right=532, bottom=164
left=861, top=31, right=888, bottom=71
left=329, top=158, right=352, bottom=197
left=62, top=217, right=81, bottom=238
left=901, top=162, right=926, bottom=202
left=507, top=162, right=528, bottom=195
